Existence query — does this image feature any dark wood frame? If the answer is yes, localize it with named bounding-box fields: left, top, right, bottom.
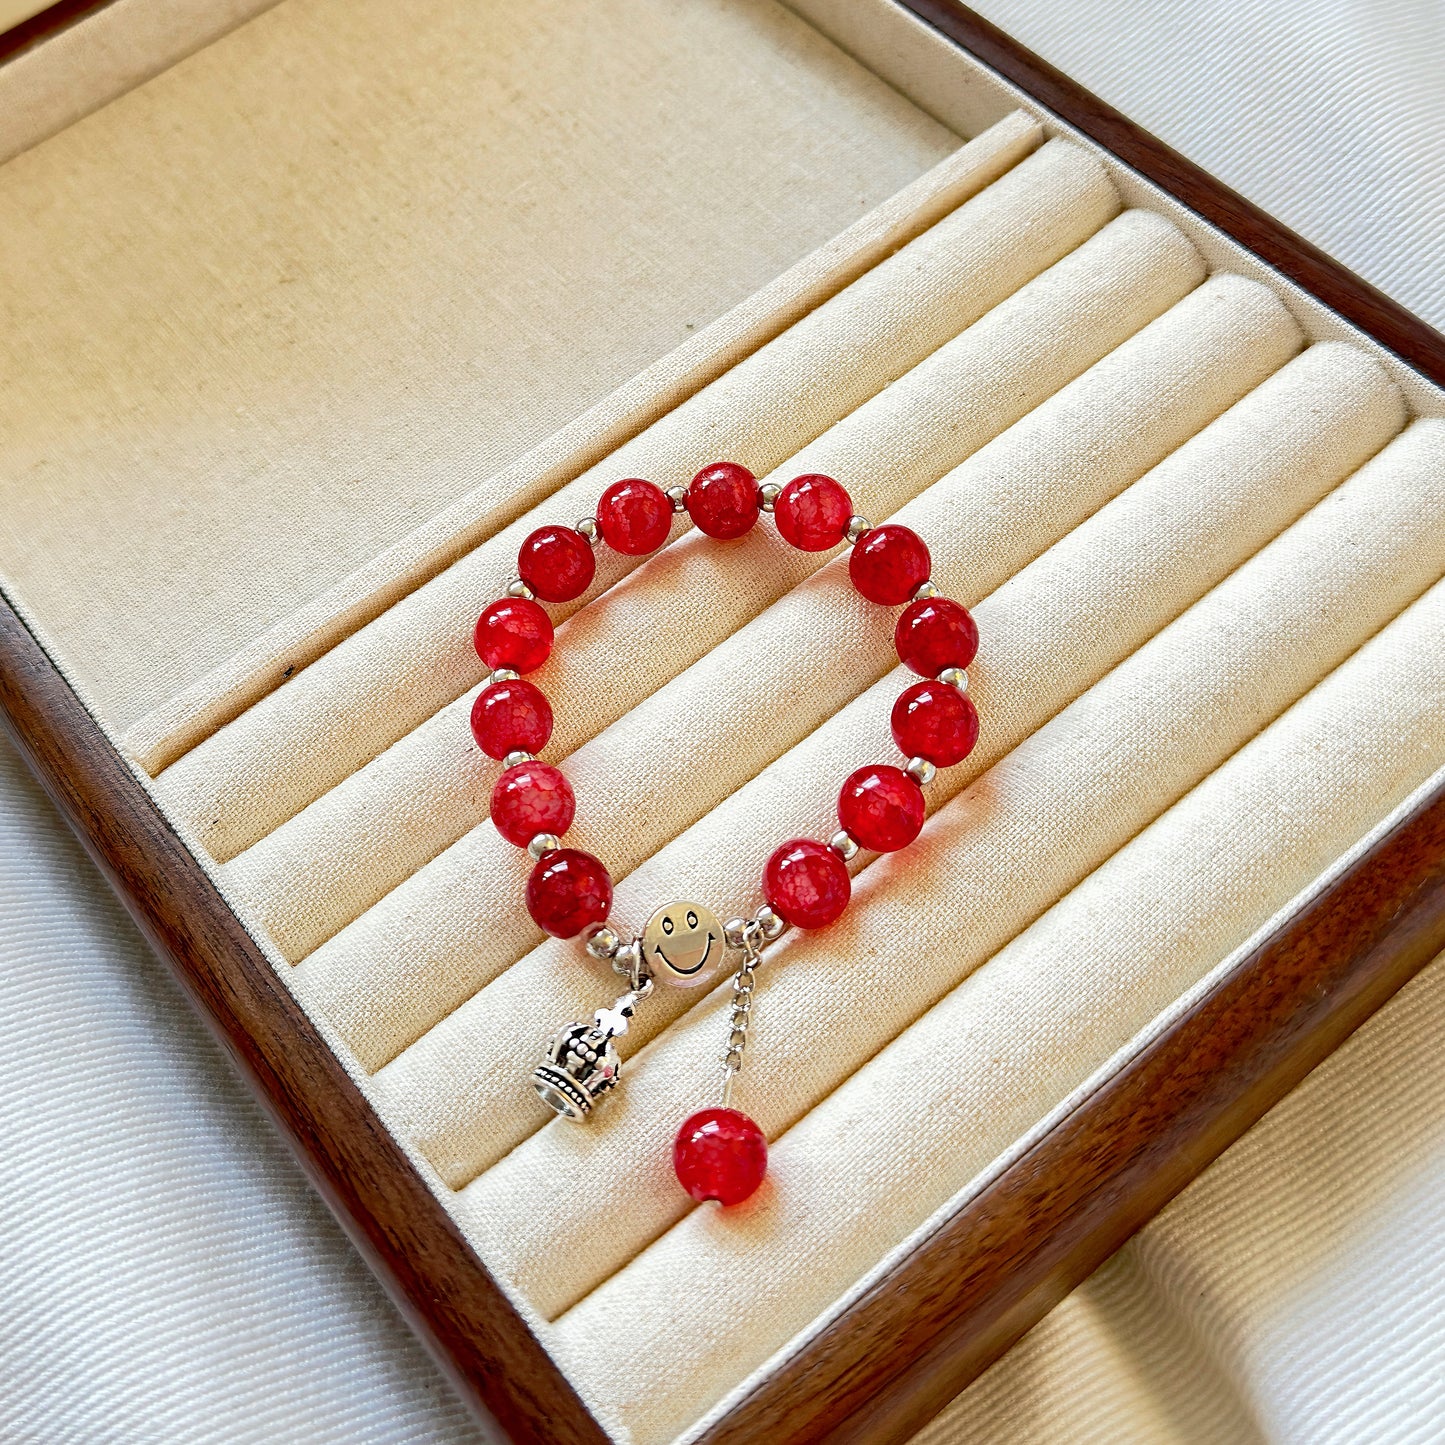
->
left=2, top=2, right=1444, bottom=1441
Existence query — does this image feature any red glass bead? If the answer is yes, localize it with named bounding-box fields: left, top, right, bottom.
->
left=470, top=679, right=553, bottom=760
left=525, top=847, right=613, bottom=938
left=474, top=598, right=553, bottom=674
left=838, top=764, right=925, bottom=852
left=848, top=524, right=931, bottom=606
left=673, top=1107, right=768, bottom=1206
left=517, top=524, right=595, bottom=602
left=492, top=762, right=575, bottom=847
left=773, top=473, right=852, bottom=552
left=762, top=837, right=850, bottom=930
left=596, top=478, right=672, bottom=555
left=891, top=681, right=980, bottom=767
left=895, top=597, right=978, bottom=676
left=687, top=461, right=759, bottom=539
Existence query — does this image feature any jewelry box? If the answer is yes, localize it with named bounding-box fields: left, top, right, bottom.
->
left=2, top=2, right=1443, bottom=1441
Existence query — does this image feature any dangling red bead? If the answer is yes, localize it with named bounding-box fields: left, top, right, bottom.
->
left=474, top=598, right=553, bottom=674
left=892, top=681, right=980, bottom=766
left=773, top=473, right=852, bottom=552
left=596, top=478, right=672, bottom=555
left=525, top=847, right=613, bottom=938
left=674, top=1107, right=768, bottom=1205
left=518, top=524, right=595, bottom=602
left=895, top=597, right=978, bottom=676
left=492, top=762, right=575, bottom=847
left=470, top=679, right=553, bottom=760
left=848, top=523, right=930, bottom=605
left=687, top=462, right=759, bottom=539
left=838, top=764, right=925, bottom=851
left=762, top=838, right=850, bottom=929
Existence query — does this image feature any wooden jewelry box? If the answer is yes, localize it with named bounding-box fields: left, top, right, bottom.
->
left=2, top=1, right=1443, bottom=1441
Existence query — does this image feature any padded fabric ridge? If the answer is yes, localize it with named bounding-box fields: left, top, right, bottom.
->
left=122, top=114, right=1041, bottom=776
left=452, top=410, right=1438, bottom=1325
left=376, top=274, right=1317, bottom=1185
left=155, top=136, right=1116, bottom=864
left=552, top=541, right=1445, bottom=1445
left=237, top=205, right=1198, bottom=982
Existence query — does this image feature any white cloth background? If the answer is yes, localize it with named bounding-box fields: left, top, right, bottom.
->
left=1, top=3, right=1442, bottom=1443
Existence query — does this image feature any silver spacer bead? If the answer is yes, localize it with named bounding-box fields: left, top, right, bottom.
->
left=755, top=904, right=785, bottom=941
left=665, top=484, right=688, bottom=513
left=488, top=668, right=520, bottom=686
left=905, top=756, right=936, bottom=786
left=612, top=938, right=643, bottom=981
left=575, top=517, right=600, bottom=546
left=585, top=923, right=621, bottom=960
left=506, top=576, right=535, bottom=601
left=502, top=750, right=536, bottom=769
left=758, top=482, right=781, bottom=513
left=912, top=579, right=939, bottom=602
left=723, top=916, right=751, bottom=950
left=830, top=829, right=859, bottom=861
left=937, top=666, right=969, bottom=693
left=527, top=832, right=562, bottom=861
left=845, top=516, right=872, bottom=545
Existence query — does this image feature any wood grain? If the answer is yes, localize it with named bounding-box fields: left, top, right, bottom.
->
left=0, top=596, right=608, bottom=1445
left=900, top=0, right=1445, bottom=388
left=0, top=2, right=1443, bottom=1442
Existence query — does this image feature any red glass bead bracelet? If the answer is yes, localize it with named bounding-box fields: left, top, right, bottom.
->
left=470, top=463, right=979, bottom=1206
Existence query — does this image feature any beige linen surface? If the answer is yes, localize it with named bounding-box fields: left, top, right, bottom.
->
left=155, top=134, right=1114, bottom=864
left=553, top=560, right=1445, bottom=1443
left=0, top=0, right=963, bottom=737
left=5, top=2, right=1445, bottom=1443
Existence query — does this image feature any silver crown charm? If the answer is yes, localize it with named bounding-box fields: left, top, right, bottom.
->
left=532, top=986, right=648, bottom=1121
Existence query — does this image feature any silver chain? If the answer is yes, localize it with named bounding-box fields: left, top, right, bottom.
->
left=720, top=919, right=764, bottom=1109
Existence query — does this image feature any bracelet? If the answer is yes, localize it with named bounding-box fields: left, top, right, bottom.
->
left=469, top=463, right=979, bottom=1206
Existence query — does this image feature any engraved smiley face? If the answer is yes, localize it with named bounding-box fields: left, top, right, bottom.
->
left=642, top=900, right=725, bottom=989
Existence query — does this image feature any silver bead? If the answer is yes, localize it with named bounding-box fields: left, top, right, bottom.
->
left=845, top=516, right=872, bottom=545
left=724, top=917, right=751, bottom=950
left=905, top=756, right=936, bottom=786
left=829, top=829, right=859, bottom=860
left=505, top=576, right=535, bottom=600
left=527, top=832, right=561, bottom=860
left=665, top=485, right=688, bottom=513
left=612, top=938, right=643, bottom=982
left=488, top=668, right=520, bottom=686
left=938, top=666, right=969, bottom=693
left=758, top=482, right=781, bottom=513
left=755, top=904, right=785, bottom=941
left=575, top=517, right=600, bottom=546
left=585, top=924, right=621, bottom=960
left=912, top=579, right=939, bottom=601
left=503, top=750, right=535, bottom=769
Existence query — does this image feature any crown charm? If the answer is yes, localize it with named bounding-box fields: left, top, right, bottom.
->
left=532, top=986, right=649, bottom=1121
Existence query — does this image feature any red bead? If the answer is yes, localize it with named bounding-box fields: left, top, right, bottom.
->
left=895, top=597, right=978, bottom=676
left=525, top=848, right=613, bottom=938
left=673, top=1107, right=768, bottom=1206
left=687, top=461, right=759, bottom=539
left=474, top=598, right=553, bottom=674
left=762, top=838, right=850, bottom=930
left=470, top=680, right=552, bottom=760
left=517, top=524, right=595, bottom=602
left=492, top=762, right=575, bottom=846
left=773, top=473, right=852, bottom=552
left=891, top=681, right=980, bottom=767
left=849, top=524, right=931, bottom=606
left=838, top=764, right=925, bottom=852
left=596, top=478, right=672, bottom=555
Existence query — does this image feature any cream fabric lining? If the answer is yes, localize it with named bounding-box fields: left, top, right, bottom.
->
left=11, top=98, right=1445, bottom=1443
left=143, top=135, right=1445, bottom=1442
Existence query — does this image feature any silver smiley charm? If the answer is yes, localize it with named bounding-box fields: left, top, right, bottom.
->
left=642, top=900, right=726, bottom=989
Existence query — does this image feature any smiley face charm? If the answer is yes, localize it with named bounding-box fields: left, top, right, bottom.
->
left=642, top=900, right=726, bottom=989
